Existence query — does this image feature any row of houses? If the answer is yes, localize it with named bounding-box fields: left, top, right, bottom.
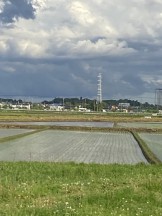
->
left=0, top=102, right=91, bottom=112
left=45, top=104, right=90, bottom=112
left=0, top=102, right=31, bottom=110
left=0, top=101, right=148, bottom=113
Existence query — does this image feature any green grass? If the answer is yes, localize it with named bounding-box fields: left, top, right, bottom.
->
left=0, top=109, right=161, bottom=122
left=1, top=162, right=162, bottom=215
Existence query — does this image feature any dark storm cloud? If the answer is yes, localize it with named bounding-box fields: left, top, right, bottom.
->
left=0, top=53, right=160, bottom=104
left=0, top=0, right=35, bottom=24
left=0, top=60, right=97, bottom=98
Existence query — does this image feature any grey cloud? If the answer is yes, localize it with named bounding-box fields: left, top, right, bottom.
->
left=0, top=60, right=97, bottom=98
left=0, top=53, right=159, bottom=104
left=0, top=0, right=36, bottom=24
left=90, top=36, right=107, bottom=43
left=126, top=39, right=162, bottom=52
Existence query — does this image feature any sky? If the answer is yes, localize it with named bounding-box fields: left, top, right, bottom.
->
left=0, top=0, right=162, bottom=103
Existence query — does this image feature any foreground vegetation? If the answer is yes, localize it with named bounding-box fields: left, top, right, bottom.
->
left=0, top=162, right=162, bottom=216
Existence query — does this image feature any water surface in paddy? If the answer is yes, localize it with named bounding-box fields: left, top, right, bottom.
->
left=0, top=130, right=147, bottom=164
left=0, top=121, right=114, bottom=128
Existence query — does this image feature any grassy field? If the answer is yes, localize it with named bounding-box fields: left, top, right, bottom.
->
left=1, top=162, right=162, bottom=216
left=0, top=110, right=162, bottom=122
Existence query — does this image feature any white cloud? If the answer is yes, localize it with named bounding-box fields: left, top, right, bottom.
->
left=0, top=39, right=8, bottom=53
left=32, top=0, right=47, bottom=11
left=1, top=0, right=162, bottom=59
left=69, top=1, right=97, bottom=26
left=0, top=1, right=4, bottom=13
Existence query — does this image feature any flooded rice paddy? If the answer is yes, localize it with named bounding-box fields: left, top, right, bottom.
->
left=0, top=130, right=148, bottom=164
left=138, top=133, right=162, bottom=162
left=0, top=121, right=114, bottom=128
left=118, top=122, right=162, bottom=129
left=0, top=128, right=34, bottom=138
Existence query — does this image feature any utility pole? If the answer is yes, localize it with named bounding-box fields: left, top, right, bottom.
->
left=94, top=99, right=96, bottom=111
left=62, top=97, right=64, bottom=110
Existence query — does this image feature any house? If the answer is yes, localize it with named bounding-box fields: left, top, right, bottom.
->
left=49, top=104, right=64, bottom=111
left=78, top=107, right=90, bottom=112
left=11, top=103, right=31, bottom=110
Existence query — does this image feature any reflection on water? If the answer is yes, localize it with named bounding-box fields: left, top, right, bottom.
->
left=0, top=121, right=114, bottom=128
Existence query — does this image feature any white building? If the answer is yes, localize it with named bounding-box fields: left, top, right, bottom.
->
left=49, top=104, right=64, bottom=111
